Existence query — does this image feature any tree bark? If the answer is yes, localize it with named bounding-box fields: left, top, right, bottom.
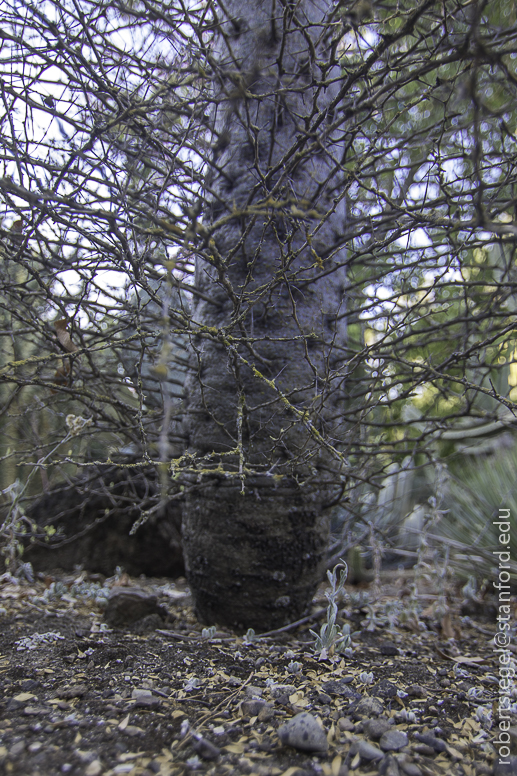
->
left=182, top=0, right=347, bottom=630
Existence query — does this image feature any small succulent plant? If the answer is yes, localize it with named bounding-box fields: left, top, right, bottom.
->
left=310, top=560, right=351, bottom=658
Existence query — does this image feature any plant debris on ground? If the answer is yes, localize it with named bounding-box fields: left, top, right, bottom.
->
left=0, top=567, right=507, bottom=776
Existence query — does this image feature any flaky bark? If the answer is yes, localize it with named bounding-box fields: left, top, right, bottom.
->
left=182, top=0, right=347, bottom=630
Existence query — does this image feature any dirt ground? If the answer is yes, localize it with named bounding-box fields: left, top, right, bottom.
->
left=0, top=567, right=507, bottom=776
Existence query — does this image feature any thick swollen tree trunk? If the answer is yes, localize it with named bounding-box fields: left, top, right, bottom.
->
left=182, top=0, right=347, bottom=630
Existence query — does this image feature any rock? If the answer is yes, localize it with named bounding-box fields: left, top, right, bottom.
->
left=258, top=704, right=275, bottom=722
left=413, top=744, right=435, bottom=756
left=318, top=692, right=332, bottom=704
left=278, top=712, right=328, bottom=753
left=123, top=725, right=145, bottom=737
left=358, top=740, right=384, bottom=760
left=372, top=680, right=398, bottom=699
left=23, top=705, right=49, bottom=716
left=380, top=730, right=408, bottom=751
left=338, top=717, right=355, bottom=732
left=131, top=689, right=161, bottom=709
left=104, top=587, right=167, bottom=627
left=399, top=764, right=421, bottom=776
left=364, top=717, right=392, bottom=739
left=348, top=696, right=384, bottom=720
left=413, top=732, right=446, bottom=753
left=379, top=755, right=401, bottom=776
left=75, top=750, right=98, bottom=764
left=405, top=684, right=426, bottom=698
left=193, top=736, right=220, bottom=760
left=9, top=741, right=25, bottom=757
left=245, top=685, right=263, bottom=697
left=84, top=761, right=103, bottom=776
left=59, top=684, right=88, bottom=700
left=6, top=698, right=23, bottom=712
left=269, top=684, right=297, bottom=699
left=241, top=698, right=269, bottom=716
left=380, top=643, right=399, bottom=656
left=322, top=679, right=361, bottom=701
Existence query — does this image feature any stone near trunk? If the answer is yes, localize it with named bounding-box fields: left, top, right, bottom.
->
left=278, top=712, right=328, bottom=753
left=104, top=587, right=166, bottom=627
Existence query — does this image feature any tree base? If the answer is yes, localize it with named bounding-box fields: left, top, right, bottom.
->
left=182, top=477, right=328, bottom=632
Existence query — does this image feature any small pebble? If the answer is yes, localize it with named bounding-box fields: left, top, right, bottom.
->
left=123, top=725, right=145, bottom=737
left=405, top=684, right=426, bottom=697
left=244, top=685, right=263, bottom=697
left=131, top=688, right=161, bottom=709
left=269, top=684, right=297, bottom=699
left=338, top=717, right=354, bottom=732
left=363, top=717, right=392, bottom=739
left=84, top=762, right=103, bottom=776
left=104, top=587, right=165, bottom=627
left=358, top=740, right=384, bottom=760
left=258, top=704, right=275, bottom=722
left=9, top=741, right=25, bottom=757
left=399, top=763, right=422, bottom=776
left=59, top=684, right=88, bottom=700
left=348, top=696, right=384, bottom=720
left=372, top=680, right=398, bottom=699
left=278, top=712, right=328, bottom=753
left=322, top=679, right=360, bottom=700
left=413, top=744, right=435, bottom=756
left=380, top=730, right=408, bottom=752
left=379, top=755, right=401, bottom=776
left=380, top=643, right=399, bottom=656
left=413, top=732, right=446, bottom=752
left=241, top=698, right=268, bottom=716
left=193, top=736, right=220, bottom=760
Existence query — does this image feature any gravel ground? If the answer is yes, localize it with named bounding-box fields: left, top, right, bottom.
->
left=0, top=568, right=507, bottom=776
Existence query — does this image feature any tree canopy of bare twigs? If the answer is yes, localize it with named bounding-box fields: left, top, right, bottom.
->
left=1, top=0, right=517, bottom=623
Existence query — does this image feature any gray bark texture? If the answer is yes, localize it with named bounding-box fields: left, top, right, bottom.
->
left=182, top=0, right=347, bottom=630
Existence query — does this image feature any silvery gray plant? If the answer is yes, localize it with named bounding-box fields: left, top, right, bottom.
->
left=310, top=560, right=352, bottom=658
